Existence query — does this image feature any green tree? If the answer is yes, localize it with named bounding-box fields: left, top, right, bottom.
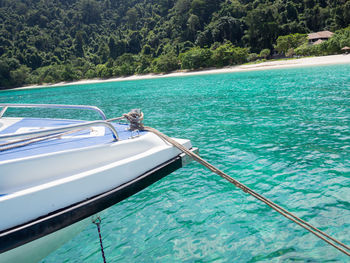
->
left=274, top=33, right=307, bottom=55
left=259, top=48, right=271, bottom=59
left=25, top=50, right=43, bottom=69
left=108, top=37, right=118, bottom=59
left=210, top=16, right=243, bottom=45
left=0, top=58, right=20, bottom=88
left=231, top=46, right=249, bottom=64
left=128, top=31, right=142, bottom=54
left=179, top=47, right=212, bottom=69
left=191, top=0, right=221, bottom=24
left=115, top=40, right=127, bottom=57
left=211, top=42, right=235, bottom=67
left=0, top=0, right=349, bottom=89
left=174, top=0, right=191, bottom=14
left=62, top=64, right=78, bottom=81
left=113, top=53, right=136, bottom=76
left=75, top=31, right=85, bottom=57
left=187, top=14, right=201, bottom=35
left=125, top=7, right=138, bottom=29
left=135, top=54, right=152, bottom=74
left=96, top=64, right=112, bottom=78
left=10, top=65, right=31, bottom=87
left=244, top=4, right=279, bottom=52
left=98, top=43, right=109, bottom=64
left=80, top=0, right=101, bottom=24
left=153, top=52, right=179, bottom=73
left=142, top=44, right=152, bottom=55
left=247, top=53, right=258, bottom=62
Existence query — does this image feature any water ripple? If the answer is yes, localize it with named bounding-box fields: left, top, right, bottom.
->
left=3, top=65, right=349, bottom=262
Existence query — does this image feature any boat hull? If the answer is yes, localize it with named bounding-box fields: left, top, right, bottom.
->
left=0, top=150, right=193, bottom=262
left=0, top=114, right=195, bottom=262
left=0, top=217, right=91, bottom=263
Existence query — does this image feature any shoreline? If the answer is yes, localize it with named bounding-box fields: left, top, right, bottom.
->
left=12, top=54, right=350, bottom=90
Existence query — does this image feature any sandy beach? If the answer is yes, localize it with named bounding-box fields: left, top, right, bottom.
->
left=16, top=54, right=350, bottom=90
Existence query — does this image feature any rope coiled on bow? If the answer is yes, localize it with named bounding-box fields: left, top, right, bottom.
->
left=122, top=109, right=144, bottom=131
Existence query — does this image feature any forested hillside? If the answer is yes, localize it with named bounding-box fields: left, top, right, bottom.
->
left=1, top=0, right=349, bottom=88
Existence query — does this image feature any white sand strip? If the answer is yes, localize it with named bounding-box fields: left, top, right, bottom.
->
left=13, top=54, right=350, bottom=90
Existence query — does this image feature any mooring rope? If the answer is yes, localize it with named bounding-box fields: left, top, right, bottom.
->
left=93, top=217, right=107, bottom=263
left=120, top=110, right=350, bottom=257
left=1, top=110, right=348, bottom=256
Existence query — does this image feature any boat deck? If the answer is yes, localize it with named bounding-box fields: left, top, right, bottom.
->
left=0, top=118, right=146, bottom=162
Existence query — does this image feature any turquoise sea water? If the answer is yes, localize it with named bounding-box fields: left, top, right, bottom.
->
left=1, top=64, right=350, bottom=262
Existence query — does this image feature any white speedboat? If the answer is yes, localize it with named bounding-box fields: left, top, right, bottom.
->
left=0, top=104, right=195, bottom=262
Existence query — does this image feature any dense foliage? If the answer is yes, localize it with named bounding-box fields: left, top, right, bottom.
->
left=0, top=0, right=350, bottom=88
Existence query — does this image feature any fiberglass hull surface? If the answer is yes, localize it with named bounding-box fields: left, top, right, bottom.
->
left=0, top=117, right=192, bottom=261
left=0, top=217, right=91, bottom=263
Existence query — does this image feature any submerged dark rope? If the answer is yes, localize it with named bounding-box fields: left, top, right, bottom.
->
left=93, top=217, right=107, bottom=263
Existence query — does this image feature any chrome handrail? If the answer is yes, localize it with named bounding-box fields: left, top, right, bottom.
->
left=0, top=120, right=119, bottom=141
left=0, top=104, right=107, bottom=120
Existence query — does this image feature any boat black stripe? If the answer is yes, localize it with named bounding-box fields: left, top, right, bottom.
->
left=0, top=155, right=183, bottom=253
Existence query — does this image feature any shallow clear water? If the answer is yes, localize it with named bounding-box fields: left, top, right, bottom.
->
left=1, top=64, right=349, bottom=262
